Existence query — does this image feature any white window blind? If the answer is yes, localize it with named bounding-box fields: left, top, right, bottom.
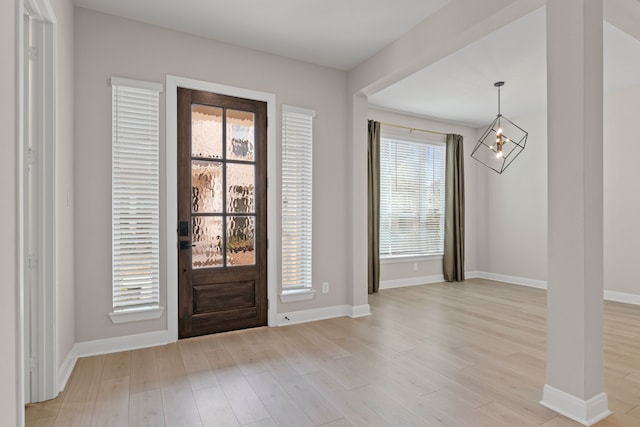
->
left=111, top=77, right=162, bottom=311
left=380, top=135, right=446, bottom=258
left=281, top=106, right=315, bottom=289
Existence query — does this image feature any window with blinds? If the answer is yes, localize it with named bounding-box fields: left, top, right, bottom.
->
left=281, top=106, right=315, bottom=289
left=111, top=77, right=162, bottom=312
left=379, top=135, right=446, bottom=258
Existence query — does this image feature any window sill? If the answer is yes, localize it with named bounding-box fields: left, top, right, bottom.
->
left=381, top=255, right=443, bottom=264
left=109, top=306, right=165, bottom=324
left=280, top=289, right=316, bottom=303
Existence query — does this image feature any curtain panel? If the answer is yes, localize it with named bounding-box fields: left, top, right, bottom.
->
left=443, top=134, right=465, bottom=282
left=367, top=120, right=381, bottom=294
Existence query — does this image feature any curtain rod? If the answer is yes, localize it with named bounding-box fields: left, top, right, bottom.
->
left=379, top=121, right=448, bottom=137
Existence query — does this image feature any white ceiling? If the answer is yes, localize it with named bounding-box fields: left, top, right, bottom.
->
left=369, top=6, right=640, bottom=127
left=73, top=0, right=449, bottom=71
left=75, top=1, right=640, bottom=127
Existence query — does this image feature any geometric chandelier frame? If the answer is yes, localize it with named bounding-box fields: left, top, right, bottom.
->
left=471, top=81, right=528, bottom=174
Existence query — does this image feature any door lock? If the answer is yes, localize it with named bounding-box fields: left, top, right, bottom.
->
left=179, top=241, right=195, bottom=250
left=178, top=221, right=189, bottom=236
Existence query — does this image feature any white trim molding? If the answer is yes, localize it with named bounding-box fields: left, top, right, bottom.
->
left=380, top=274, right=445, bottom=290
left=74, top=331, right=171, bottom=360
left=276, top=304, right=371, bottom=326
left=472, top=271, right=548, bottom=289
left=280, top=289, right=316, bottom=303
left=57, top=347, right=77, bottom=392
left=603, top=290, right=640, bottom=306
left=108, top=307, right=165, bottom=324
left=541, top=384, right=611, bottom=426
left=350, top=304, right=371, bottom=318
left=473, top=271, right=640, bottom=306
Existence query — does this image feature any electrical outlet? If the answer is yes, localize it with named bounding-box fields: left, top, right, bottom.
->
left=322, top=282, right=329, bottom=294
left=413, top=262, right=418, bottom=271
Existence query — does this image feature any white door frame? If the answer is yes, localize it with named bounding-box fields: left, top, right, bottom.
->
left=165, top=75, right=278, bottom=341
left=19, top=0, right=58, bottom=404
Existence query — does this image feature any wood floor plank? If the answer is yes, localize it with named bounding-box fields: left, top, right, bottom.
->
left=26, top=279, right=640, bottom=427
left=100, top=351, right=131, bottom=381
left=272, top=366, right=343, bottom=425
left=304, top=370, right=395, bottom=427
left=129, top=347, right=160, bottom=394
left=54, top=355, right=105, bottom=427
left=319, top=419, right=356, bottom=427
left=128, top=389, right=165, bottom=427
left=90, top=376, right=130, bottom=427
left=246, top=371, right=315, bottom=427
left=178, top=338, right=219, bottom=391
left=156, top=343, right=202, bottom=427
left=192, top=386, right=239, bottom=427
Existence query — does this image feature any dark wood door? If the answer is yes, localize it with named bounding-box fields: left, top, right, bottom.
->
left=177, top=88, right=267, bottom=338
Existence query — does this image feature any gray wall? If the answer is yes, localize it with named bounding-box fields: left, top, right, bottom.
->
left=74, top=8, right=352, bottom=342
left=476, top=109, right=548, bottom=282
left=476, top=84, right=640, bottom=296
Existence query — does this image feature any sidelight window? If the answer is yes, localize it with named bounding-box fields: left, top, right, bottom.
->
left=110, top=77, right=163, bottom=321
left=281, top=106, right=315, bottom=292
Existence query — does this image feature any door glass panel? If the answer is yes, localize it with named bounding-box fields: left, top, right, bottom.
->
left=227, top=216, right=255, bottom=266
left=192, top=160, right=223, bottom=213
left=227, top=163, right=255, bottom=213
left=226, top=109, right=255, bottom=161
left=192, top=216, right=223, bottom=268
left=192, top=105, right=223, bottom=159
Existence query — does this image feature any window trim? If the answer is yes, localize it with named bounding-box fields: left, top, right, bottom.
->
left=110, top=77, right=164, bottom=322
left=379, top=132, right=446, bottom=260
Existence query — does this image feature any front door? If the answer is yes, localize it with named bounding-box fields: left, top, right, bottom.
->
left=177, top=88, right=267, bottom=338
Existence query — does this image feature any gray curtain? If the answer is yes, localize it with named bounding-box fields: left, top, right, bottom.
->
left=367, top=120, right=380, bottom=294
left=443, top=134, right=465, bottom=282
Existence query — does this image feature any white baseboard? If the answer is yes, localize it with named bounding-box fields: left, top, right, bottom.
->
left=57, top=347, right=78, bottom=392
left=603, top=290, right=640, bottom=306
left=276, top=304, right=371, bottom=326
left=382, top=270, right=640, bottom=307
left=73, top=330, right=172, bottom=359
left=379, top=274, right=445, bottom=290
left=350, top=304, right=372, bottom=318
left=473, top=271, right=548, bottom=289
left=541, top=384, right=611, bottom=426
left=474, top=271, right=640, bottom=306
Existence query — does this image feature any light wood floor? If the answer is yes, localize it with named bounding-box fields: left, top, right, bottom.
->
left=26, top=279, right=640, bottom=426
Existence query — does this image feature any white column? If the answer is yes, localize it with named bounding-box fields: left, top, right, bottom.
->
left=542, top=1, right=610, bottom=425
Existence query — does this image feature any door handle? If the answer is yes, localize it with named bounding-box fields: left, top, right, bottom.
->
left=179, top=241, right=196, bottom=250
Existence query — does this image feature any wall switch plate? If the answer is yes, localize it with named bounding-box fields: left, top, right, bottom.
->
left=413, top=263, right=418, bottom=271
left=322, top=282, right=329, bottom=294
